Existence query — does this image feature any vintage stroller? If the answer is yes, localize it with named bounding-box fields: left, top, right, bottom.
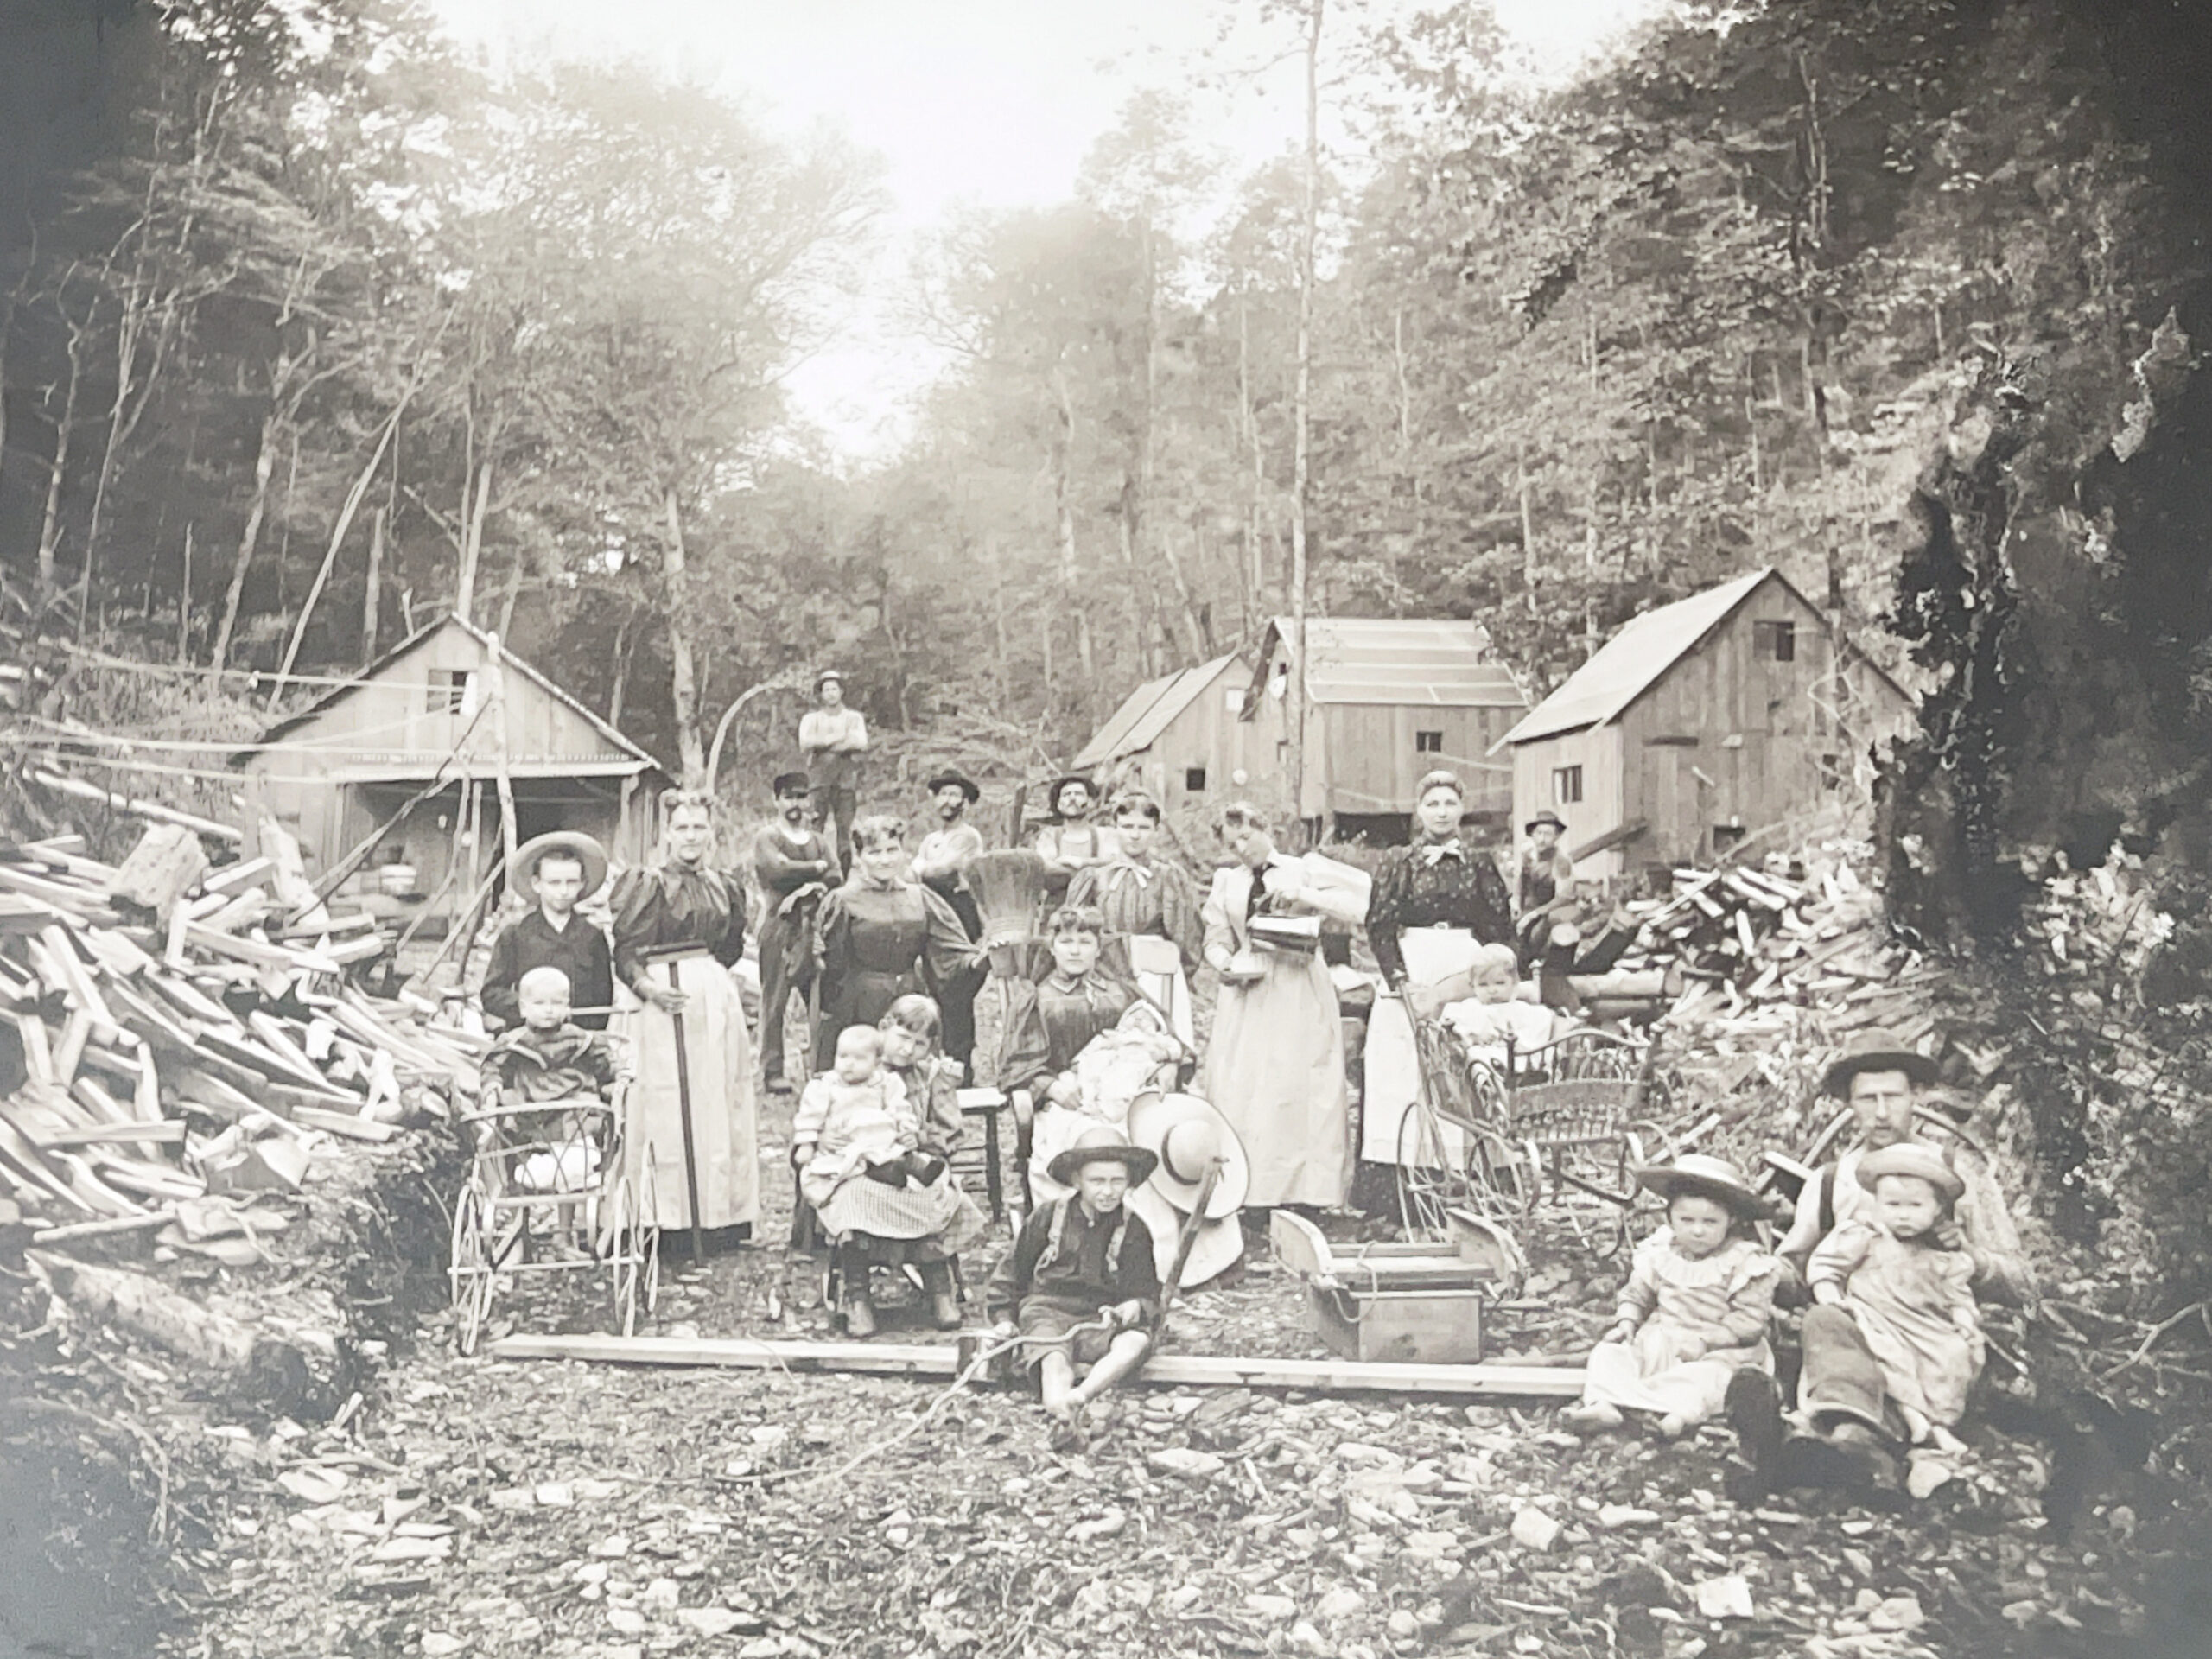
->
left=1396, top=1017, right=1669, bottom=1254
left=449, top=1084, right=659, bottom=1356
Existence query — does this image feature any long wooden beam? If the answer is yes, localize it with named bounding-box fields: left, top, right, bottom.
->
left=485, top=1333, right=1584, bottom=1397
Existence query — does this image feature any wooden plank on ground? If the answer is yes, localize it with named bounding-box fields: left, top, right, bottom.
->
left=484, top=1334, right=1586, bottom=1396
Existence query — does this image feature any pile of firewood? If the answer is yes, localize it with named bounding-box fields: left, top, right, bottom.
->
left=0, top=825, right=478, bottom=1244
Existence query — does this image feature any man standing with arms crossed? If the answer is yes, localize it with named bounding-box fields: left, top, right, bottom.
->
left=799, top=671, right=867, bottom=875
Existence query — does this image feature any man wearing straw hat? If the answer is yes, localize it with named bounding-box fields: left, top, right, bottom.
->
left=986, top=1126, right=1162, bottom=1433
left=1728, top=1028, right=2031, bottom=1496
left=480, top=832, right=613, bottom=1033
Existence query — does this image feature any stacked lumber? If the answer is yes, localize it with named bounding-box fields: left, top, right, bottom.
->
left=0, top=830, right=477, bottom=1238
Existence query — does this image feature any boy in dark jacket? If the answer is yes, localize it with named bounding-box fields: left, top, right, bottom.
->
left=986, top=1128, right=1160, bottom=1432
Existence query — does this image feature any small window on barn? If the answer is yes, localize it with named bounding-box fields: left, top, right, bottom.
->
left=1755, top=620, right=1796, bottom=662
left=1712, top=823, right=1749, bottom=854
left=1554, top=765, right=1584, bottom=804
left=1224, top=686, right=1243, bottom=712
left=1185, top=766, right=1208, bottom=793
left=1269, top=663, right=1289, bottom=699
left=1415, top=730, right=1443, bottom=753
left=426, top=669, right=474, bottom=714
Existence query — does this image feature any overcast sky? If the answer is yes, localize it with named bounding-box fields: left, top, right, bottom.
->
left=426, top=0, right=1663, bottom=456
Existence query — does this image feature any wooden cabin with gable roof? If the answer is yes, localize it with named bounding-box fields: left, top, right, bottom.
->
left=230, top=615, right=671, bottom=919
left=1497, top=569, right=1915, bottom=883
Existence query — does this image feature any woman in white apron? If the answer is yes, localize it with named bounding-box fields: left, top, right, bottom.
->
left=608, top=791, right=758, bottom=1244
left=1200, top=804, right=1363, bottom=1209
left=1360, top=771, right=1516, bottom=1166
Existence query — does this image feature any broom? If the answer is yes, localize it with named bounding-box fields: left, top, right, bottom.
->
left=965, top=849, right=1048, bottom=978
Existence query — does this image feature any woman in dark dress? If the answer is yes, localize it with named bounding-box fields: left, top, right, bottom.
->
left=1359, top=770, right=1514, bottom=1166
left=810, top=815, right=976, bottom=1071
left=607, top=791, right=757, bottom=1240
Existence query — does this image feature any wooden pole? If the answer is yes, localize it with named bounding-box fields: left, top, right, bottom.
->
left=362, top=505, right=384, bottom=665
left=486, top=635, right=520, bottom=881
left=665, top=959, right=706, bottom=1262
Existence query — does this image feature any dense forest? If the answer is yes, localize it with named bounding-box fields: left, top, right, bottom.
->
left=3, top=0, right=2212, bottom=926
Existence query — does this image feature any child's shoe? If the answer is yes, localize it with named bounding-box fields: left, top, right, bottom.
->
left=919, top=1261, right=960, bottom=1331
left=1560, top=1402, right=1624, bottom=1434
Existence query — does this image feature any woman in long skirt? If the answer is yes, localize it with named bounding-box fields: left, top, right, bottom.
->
left=1360, top=769, right=1516, bottom=1166
left=608, top=791, right=758, bottom=1243
left=1199, top=803, right=1363, bottom=1209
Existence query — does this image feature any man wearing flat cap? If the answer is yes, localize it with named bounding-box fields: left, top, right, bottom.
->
left=912, top=768, right=988, bottom=1077
left=1728, top=1028, right=2031, bottom=1496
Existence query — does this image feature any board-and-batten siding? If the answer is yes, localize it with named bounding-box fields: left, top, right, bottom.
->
left=1615, top=580, right=1841, bottom=867
left=1323, top=704, right=1517, bottom=819
left=1510, top=726, right=1625, bottom=876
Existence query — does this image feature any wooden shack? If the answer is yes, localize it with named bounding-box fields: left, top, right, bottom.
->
left=1071, top=654, right=1259, bottom=819
left=230, top=615, right=670, bottom=920
left=1241, top=618, right=1529, bottom=841
left=1498, top=569, right=1916, bottom=882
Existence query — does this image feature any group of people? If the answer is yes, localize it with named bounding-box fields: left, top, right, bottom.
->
left=467, top=676, right=2027, bottom=1488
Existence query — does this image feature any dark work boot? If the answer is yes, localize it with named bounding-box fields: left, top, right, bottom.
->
left=919, top=1261, right=960, bottom=1331
left=1724, top=1369, right=1783, bottom=1503
left=840, top=1255, right=878, bottom=1338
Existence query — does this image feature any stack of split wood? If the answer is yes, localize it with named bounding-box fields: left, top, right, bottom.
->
left=1621, top=849, right=1944, bottom=1053
left=0, top=826, right=480, bottom=1245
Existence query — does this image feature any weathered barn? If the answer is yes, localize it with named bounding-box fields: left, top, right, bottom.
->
left=1240, top=617, right=1529, bottom=840
left=231, top=616, right=670, bottom=918
left=1071, top=654, right=1259, bottom=819
left=1498, top=569, right=1916, bottom=882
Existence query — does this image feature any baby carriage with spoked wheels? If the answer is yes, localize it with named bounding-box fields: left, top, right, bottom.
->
left=1397, top=1020, right=1670, bottom=1255
left=448, top=1086, right=660, bottom=1356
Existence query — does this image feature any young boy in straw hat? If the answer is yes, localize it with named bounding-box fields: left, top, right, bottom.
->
left=1805, top=1141, right=1984, bottom=1459
left=986, top=1126, right=1161, bottom=1433
left=1562, top=1154, right=1781, bottom=1440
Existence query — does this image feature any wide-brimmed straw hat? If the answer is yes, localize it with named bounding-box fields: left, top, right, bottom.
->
left=814, top=668, right=845, bottom=695
left=1125, top=1091, right=1251, bottom=1219
left=507, top=831, right=608, bottom=901
left=1632, top=1154, right=1764, bottom=1224
left=1524, top=809, right=1567, bottom=836
left=1127, top=1183, right=1244, bottom=1288
left=1854, top=1141, right=1965, bottom=1202
left=1045, top=1125, right=1158, bottom=1190
left=1821, top=1028, right=1939, bottom=1098
left=925, top=769, right=982, bottom=804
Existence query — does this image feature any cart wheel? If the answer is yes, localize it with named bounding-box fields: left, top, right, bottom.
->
left=607, top=1173, right=639, bottom=1337
left=1465, top=1124, right=1534, bottom=1218
left=1396, top=1103, right=1461, bottom=1242
left=450, top=1180, right=496, bottom=1357
left=638, top=1149, right=662, bottom=1318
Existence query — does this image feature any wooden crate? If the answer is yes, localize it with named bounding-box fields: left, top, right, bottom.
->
left=1306, top=1278, right=1486, bottom=1364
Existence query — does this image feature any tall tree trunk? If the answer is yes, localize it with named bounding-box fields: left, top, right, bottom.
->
left=176, top=523, right=192, bottom=666
left=607, top=609, right=635, bottom=728
left=210, top=406, right=277, bottom=679
left=1050, top=368, right=1096, bottom=704
left=454, top=458, right=493, bottom=625
left=662, top=485, right=705, bottom=784
left=1286, top=0, right=1322, bottom=837
left=361, top=505, right=385, bottom=664
left=1158, top=524, right=1210, bottom=660
left=35, top=320, right=84, bottom=608
left=1240, top=286, right=1265, bottom=626
left=1517, top=444, right=1537, bottom=616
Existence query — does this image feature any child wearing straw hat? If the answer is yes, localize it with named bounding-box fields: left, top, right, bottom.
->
left=1562, top=1154, right=1781, bottom=1439
left=985, top=1127, right=1161, bottom=1433
left=1804, top=1142, right=1984, bottom=1458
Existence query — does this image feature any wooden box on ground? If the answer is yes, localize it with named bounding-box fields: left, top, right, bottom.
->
left=1270, top=1211, right=1496, bottom=1366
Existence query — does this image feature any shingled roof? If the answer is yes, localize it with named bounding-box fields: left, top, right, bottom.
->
left=1257, top=617, right=1525, bottom=708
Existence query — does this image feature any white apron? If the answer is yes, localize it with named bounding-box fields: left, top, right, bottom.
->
left=618, top=951, right=759, bottom=1231
left=1361, top=928, right=1485, bottom=1166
